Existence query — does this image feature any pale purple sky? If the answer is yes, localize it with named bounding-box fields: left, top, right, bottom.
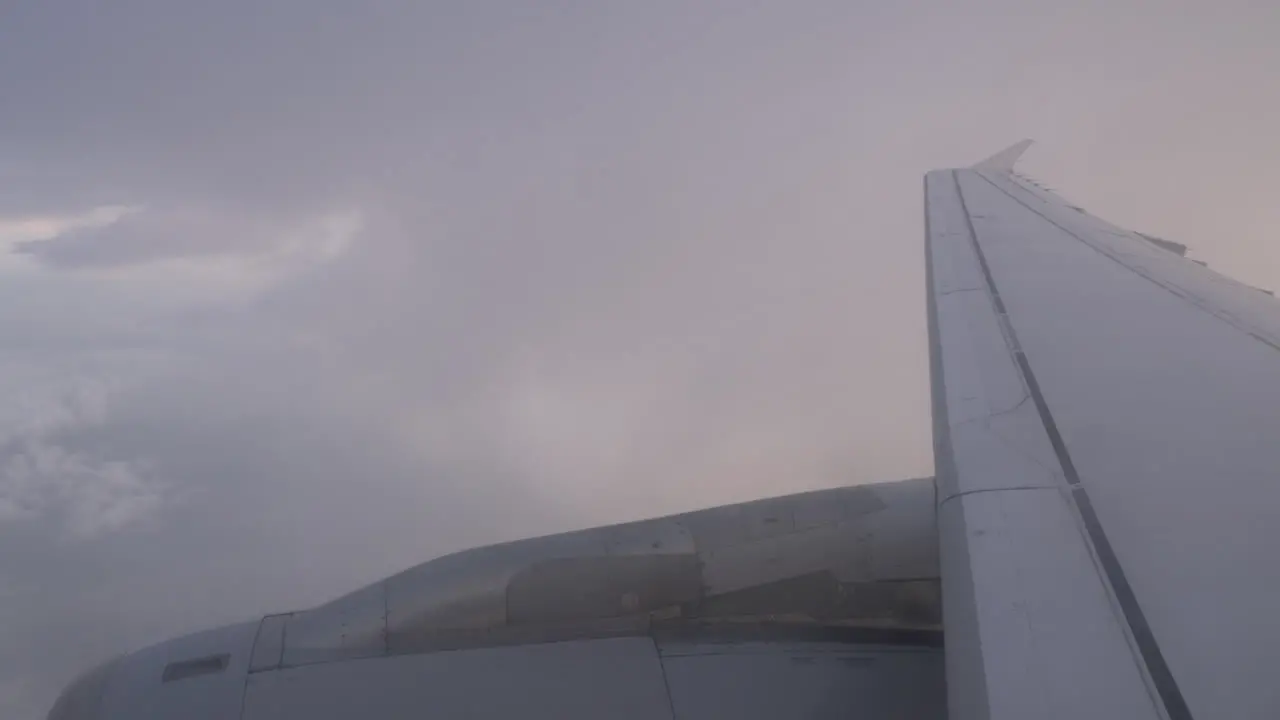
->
left=1, top=2, right=1278, bottom=717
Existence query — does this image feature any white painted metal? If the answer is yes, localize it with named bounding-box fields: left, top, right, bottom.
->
left=953, top=165, right=1280, bottom=719
left=926, top=168, right=1164, bottom=720
left=242, top=638, right=675, bottom=720
left=658, top=641, right=945, bottom=719
left=48, top=481, right=941, bottom=718
left=97, top=621, right=259, bottom=720
left=255, top=481, right=937, bottom=670
left=281, top=581, right=387, bottom=666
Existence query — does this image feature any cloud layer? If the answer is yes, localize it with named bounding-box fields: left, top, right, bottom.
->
left=1, top=2, right=1278, bottom=718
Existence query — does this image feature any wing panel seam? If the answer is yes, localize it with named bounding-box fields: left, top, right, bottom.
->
left=936, top=485, right=1055, bottom=508
left=951, top=169, right=1195, bottom=720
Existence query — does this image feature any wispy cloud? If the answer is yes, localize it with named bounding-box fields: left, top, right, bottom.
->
left=0, top=206, right=137, bottom=244
left=0, top=206, right=139, bottom=272
left=0, top=378, right=167, bottom=537
left=12, top=206, right=360, bottom=271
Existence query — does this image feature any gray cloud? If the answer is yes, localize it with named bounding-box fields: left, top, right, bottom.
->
left=1, top=1, right=1278, bottom=718
left=12, top=204, right=360, bottom=271
left=14, top=208, right=256, bottom=269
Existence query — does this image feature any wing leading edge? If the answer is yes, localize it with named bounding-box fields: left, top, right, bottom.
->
left=927, top=144, right=1280, bottom=720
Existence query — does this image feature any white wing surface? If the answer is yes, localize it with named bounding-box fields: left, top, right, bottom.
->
left=927, top=144, right=1280, bottom=720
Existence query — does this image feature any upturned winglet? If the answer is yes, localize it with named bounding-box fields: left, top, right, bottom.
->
left=974, top=139, right=1033, bottom=171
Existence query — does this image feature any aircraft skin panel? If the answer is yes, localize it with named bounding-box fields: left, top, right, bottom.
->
left=241, top=637, right=676, bottom=720
left=237, top=637, right=947, bottom=720
left=983, top=170, right=1280, bottom=346
left=925, top=169, right=1164, bottom=720
left=657, top=640, right=945, bottom=719
left=94, top=621, right=260, bottom=720
left=946, top=164, right=1280, bottom=720
left=940, top=490, right=1164, bottom=720
left=47, top=481, right=944, bottom=719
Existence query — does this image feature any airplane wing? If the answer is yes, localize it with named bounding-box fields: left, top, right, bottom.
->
left=927, top=143, right=1280, bottom=720
left=47, top=480, right=947, bottom=720
left=49, top=145, right=1280, bottom=720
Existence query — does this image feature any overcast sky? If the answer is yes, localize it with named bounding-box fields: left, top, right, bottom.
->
left=2, top=2, right=1278, bottom=717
